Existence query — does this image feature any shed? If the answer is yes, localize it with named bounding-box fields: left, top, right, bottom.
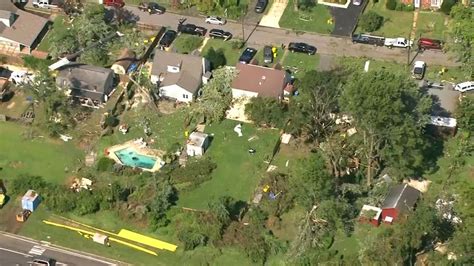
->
left=381, top=184, right=420, bottom=224
left=358, top=205, right=382, bottom=227
left=21, top=189, right=41, bottom=212
left=111, top=49, right=136, bottom=75
left=186, top=132, right=210, bottom=157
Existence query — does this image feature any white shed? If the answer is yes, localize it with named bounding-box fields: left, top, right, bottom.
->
left=186, top=132, right=210, bottom=157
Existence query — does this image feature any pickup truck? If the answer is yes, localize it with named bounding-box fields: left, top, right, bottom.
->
left=352, top=34, right=385, bottom=46
left=32, top=0, right=61, bottom=9
left=384, top=38, right=412, bottom=48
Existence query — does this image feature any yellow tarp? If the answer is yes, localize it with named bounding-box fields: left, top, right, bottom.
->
left=117, top=229, right=177, bottom=252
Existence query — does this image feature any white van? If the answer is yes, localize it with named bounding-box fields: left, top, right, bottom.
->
left=454, top=81, right=473, bottom=93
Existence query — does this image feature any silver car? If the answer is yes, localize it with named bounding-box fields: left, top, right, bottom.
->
left=263, top=46, right=273, bottom=64
left=353, top=0, right=362, bottom=5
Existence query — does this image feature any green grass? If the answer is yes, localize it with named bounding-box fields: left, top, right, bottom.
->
left=279, top=0, right=334, bottom=34
left=415, top=11, right=448, bottom=40
left=281, top=51, right=320, bottom=77
left=201, top=39, right=244, bottom=66
left=358, top=0, right=413, bottom=37
left=178, top=120, right=280, bottom=209
left=173, top=35, right=203, bottom=54
left=255, top=46, right=285, bottom=67
left=0, top=123, right=82, bottom=183
left=37, top=15, right=68, bottom=52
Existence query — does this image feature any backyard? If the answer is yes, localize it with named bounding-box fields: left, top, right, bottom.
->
left=37, top=15, right=68, bottom=52
left=279, top=0, right=334, bottom=34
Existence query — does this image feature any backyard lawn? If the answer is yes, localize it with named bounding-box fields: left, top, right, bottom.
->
left=37, top=15, right=68, bottom=52
left=201, top=39, right=245, bottom=66
left=0, top=122, right=82, bottom=183
left=358, top=0, right=413, bottom=37
left=279, top=0, right=334, bottom=34
left=415, top=11, right=448, bottom=40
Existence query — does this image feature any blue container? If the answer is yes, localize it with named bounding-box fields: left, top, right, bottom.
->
left=21, top=190, right=41, bottom=212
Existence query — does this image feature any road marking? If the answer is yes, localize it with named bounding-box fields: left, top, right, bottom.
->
left=0, top=247, right=32, bottom=257
left=28, top=245, right=46, bottom=256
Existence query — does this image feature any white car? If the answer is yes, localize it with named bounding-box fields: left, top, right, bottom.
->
left=352, top=0, right=362, bottom=5
left=454, top=81, right=473, bottom=93
left=412, top=61, right=426, bottom=80
left=205, top=16, right=226, bottom=25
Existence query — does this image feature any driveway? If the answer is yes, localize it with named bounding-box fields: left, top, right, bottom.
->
left=259, top=0, right=289, bottom=28
left=330, top=2, right=365, bottom=37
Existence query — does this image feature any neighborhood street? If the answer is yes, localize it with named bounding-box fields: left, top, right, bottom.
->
left=0, top=232, right=122, bottom=266
left=127, top=6, right=460, bottom=66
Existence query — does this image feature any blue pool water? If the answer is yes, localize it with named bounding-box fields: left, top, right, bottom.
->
left=114, top=148, right=157, bottom=169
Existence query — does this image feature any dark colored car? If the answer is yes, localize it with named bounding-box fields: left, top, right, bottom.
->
left=103, top=0, right=125, bottom=8
left=418, top=38, right=443, bottom=50
left=351, top=34, right=385, bottom=46
left=158, top=30, right=177, bottom=48
left=30, top=256, right=56, bottom=266
left=255, top=0, right=268, bottom=13
left=263, top=46, right=273, bottom=64
left=138, top=2, right=165, bottom=14
left=239, top=47, right=258, bottom=64
left=209, top=29, right=232, bottom=41
left=178, top=23, right=207, bottom=36
left=288, top=42, right=316, bottom=55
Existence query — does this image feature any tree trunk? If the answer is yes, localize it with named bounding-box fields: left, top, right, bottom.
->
left=294, top=0, right=299, bottom=11
left=367, top=134, right=375, bottom=187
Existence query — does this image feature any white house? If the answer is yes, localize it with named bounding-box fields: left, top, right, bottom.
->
left=150, top=50, right=211, bottom=103
left=186, top=132, right=210, bottom=157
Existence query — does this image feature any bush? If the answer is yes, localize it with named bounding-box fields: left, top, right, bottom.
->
left=386, top=0, right=397, bottom=10
left=177, top=229, right=208, bottom=250
left=96, top=157, right=115, bottom=172
left=440, top=0, right=456, bottom=15
left=204, top=47, right=226, bottom=69
left=231, top=39, right=244, bottom=49
left=22, top=56, right=53, bottom=71
left=171, top=157, right=216, bottom=187
left=359, top=11, right=384, bottom=32
left=10, top=175, right=47, bottom=195
left=105, top=115, right=119, bottom=128
left=245, top=97, right=288, bottom=128
left=43, top=186, right=77, bottom=213
left=75, top=191, right=101, bottom=215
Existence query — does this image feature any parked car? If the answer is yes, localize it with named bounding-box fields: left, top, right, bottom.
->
left=418, top=38, right=443, bottom=50
left=158, top=30, right=177, bottom=48
left=263, top=46, right=273, bottom=64
left=255, top=0, right=268, bottom=13
left=412, top=61, right=426, bottom=80
left=103, top=0, right=125, bottom=8
left=454, top=81, right=473, bottom=93
left=30, top=256, right=55, bottom=266
left=352, top=0, right=362, bottom=5
left=239, top=47, right=258, bottom=64
left=138, top=2, right=165, bottom=14
left=209, top=29, right=232, bottom=41
left=384, top=37, right=412, bottom=48
left=32, top=0, right=59, bottom=9
left=288, top=42, right=316, bottom=55
left=205, top=16, right=226, bottom=25
left=178, top=24, right=207, bottom=36
left=352, top=34, right=385, bottom=46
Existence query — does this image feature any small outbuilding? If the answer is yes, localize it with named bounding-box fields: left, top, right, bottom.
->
left=358, top=205, right=382, bottom=227
left=111, top=49, right=136, bottom=75
left=21, top=190, right=41, bottom=212
left=381, top=184, right=421, bottom=224
left=186, top=132, right=210, bottom=157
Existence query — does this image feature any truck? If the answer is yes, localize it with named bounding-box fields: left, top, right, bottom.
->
left=32, top=0, right=62, bottom=9
left=384, top=37, right=412, bottom=48
left=351, top=34, right=385, bottom=46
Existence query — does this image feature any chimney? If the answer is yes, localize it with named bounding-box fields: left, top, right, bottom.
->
left=0, top=12, right=14, bottom=27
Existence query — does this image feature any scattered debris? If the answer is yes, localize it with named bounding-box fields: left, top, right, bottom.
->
left=59, top=134, right=73, bottom=142
left=248, top=135, right=258, bottom=142
left=266, top=165, right=277, bottom=172
left=119, top=124, right=129, bottom=134
left=281, top=133, right=292, bottom=144
left=234, top=123, right=243, bottom=137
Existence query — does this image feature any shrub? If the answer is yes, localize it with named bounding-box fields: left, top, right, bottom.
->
left=204, top=47, right=226, bottom=69
left=177, top=229, right=208, bottom=250
left=359, top=11, right=384, bottom=32
left=440, top=0, right=456, bottom=15
left=75, top=191, right=101, bottom=215
left=105, top=115, right=119, bottom=128
left=22, top=56, right=53, bottom=71
left=171, top=157, right=216, bottom=187
left=10, top=175, right=47, bottom=195
left=386, top=0, right=397, bottom=10
left=245, top=97, right=288, bottom=128
left=96, top=157, right=115, bottom=172
left=231, top=39, right=244, bottom=49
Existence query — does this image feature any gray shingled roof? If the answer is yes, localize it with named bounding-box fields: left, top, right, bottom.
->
left=382, top=184, right=421, bottom=213
left=151, top=50, right=203, bottom=93
left=57, top=64, right=113, bottom=94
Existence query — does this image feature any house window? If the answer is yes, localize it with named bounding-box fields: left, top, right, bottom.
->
left=183, top=94, right=189, bottom=99
left=431, top=0, right=440, bottom=7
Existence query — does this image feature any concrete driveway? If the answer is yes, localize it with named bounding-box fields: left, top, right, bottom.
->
left=259, top=0, right=289, bottom=28
left=330, top=2, right=365, bottom=37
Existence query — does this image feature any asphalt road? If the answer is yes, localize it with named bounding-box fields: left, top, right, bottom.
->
left=128, top=6, right=459, bottom=66
left=0, top=232, right=121, bottom=266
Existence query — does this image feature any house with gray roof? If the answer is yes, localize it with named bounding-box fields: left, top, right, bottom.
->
left=0, top=1, right=48, bottom=53
left=150, top=50, right=211, bottom=103
left=381, top=183, right=421, bottom=224
left=56, top=64, right=116, bottom=108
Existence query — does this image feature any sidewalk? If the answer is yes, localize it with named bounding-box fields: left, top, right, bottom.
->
left=258, top=0, right=289, bottom=28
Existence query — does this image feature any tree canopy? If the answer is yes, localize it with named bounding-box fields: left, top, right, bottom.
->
left=447, top=4, right=473, bottom=77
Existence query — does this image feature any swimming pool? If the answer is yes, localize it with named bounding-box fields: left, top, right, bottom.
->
left=114, top=147, right=157, bottom=170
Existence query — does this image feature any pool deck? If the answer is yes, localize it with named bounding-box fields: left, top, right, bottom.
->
left=106, top=139, right=165, bottom=172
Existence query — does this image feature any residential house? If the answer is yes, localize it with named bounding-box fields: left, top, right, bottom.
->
left=0, top=1, right=48, bottom=53
left=231, top=63, right=291, bottom=100
left=111, top=49, right=136, bottom=75
left=56, top=64, right=116, bottom=108
left=150, top=50, right=211, bottom=103
left=381, top=184, right=421, bottom=224
left=186, top=131, right=210, bottom=157
left=403, top=0, right=444, bottom=9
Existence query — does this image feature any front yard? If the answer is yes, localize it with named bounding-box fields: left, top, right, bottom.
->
left=281, top=51, right=320, bottom=77
left=172, top=35, right=204, bottom=54
left=201, top=39, right=245, bottom=66
left=415, top=11, right=448, bottom=40
left=358, top=0, right=413, bottom=37
left=279, top=0, right=334, bottom=34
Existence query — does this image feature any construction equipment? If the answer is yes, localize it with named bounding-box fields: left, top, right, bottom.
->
left=16, top=210, right=32, bottom=222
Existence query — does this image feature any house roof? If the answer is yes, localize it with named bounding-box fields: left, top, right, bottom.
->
left=151, top=50, right=203, bottom=93
left=188, top=132, right=208, bottom=147
left=382, top=184, right=421, bottom=213
left=56, top=64, right=113, bottom=96
left=0, top=2, right=48, bottom=48
left=231, top=63, right=287, bottom=98
left=112, top=49, right=136, bottom=71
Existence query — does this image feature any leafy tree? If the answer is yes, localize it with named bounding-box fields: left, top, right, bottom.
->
left=440, top=0, right=456, bottom=15
left=170, top=157, right=216, bottom=188
left=79, top=47, right=110, bottom=67
left=148, top=179, right=177, bottom=230
left=96, top=157, right=116, bottom=172
left=290, top=152, right=335, bottom=208
left=75, top=191, right=101, bottom=215
left=447, top=4, right=473, bottom=76
left=385, top=0, right=397, bottom=10
left=49, top=30, right=79, bottom=59
left=359, top=11, right=384, bottom=32
left=10, top=175, right=47, bottom=195
left=340, top=70, right=431, bottom=186
left=245, top=97, right=287, bottom=127
left=456, top=95, right=474, bottom=133
left=191, top=67, right=236, bottom=123
left=298, top=0, right=315, bottom=10
left=204, top=47, right=226, bottom=69
left=43, top=185, right=77, bottom=213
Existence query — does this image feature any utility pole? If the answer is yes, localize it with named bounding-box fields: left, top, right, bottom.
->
left=241, top=9, right=245, bottom=44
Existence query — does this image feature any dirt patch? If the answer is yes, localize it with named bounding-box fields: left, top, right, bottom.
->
left=158, top=100, right=181, bottom=114
left=6, top=102, right=15, bottom=109
left=0, top=201, right=24, bottom=234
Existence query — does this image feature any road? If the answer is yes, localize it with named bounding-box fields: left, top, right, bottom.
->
left=128, top=6, right=460, bottom=67
left=0, top=232, right=123, bottom=266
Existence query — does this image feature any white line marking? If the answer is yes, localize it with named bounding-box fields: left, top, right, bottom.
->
left=28, top=245, right=46, bottom=256
left=0, top=247, right=33, bottom=257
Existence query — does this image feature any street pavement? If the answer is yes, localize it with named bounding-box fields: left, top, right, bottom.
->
left=128, top=6, right=460, bottom=67
left=0, top=232, right=122, bottom=266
